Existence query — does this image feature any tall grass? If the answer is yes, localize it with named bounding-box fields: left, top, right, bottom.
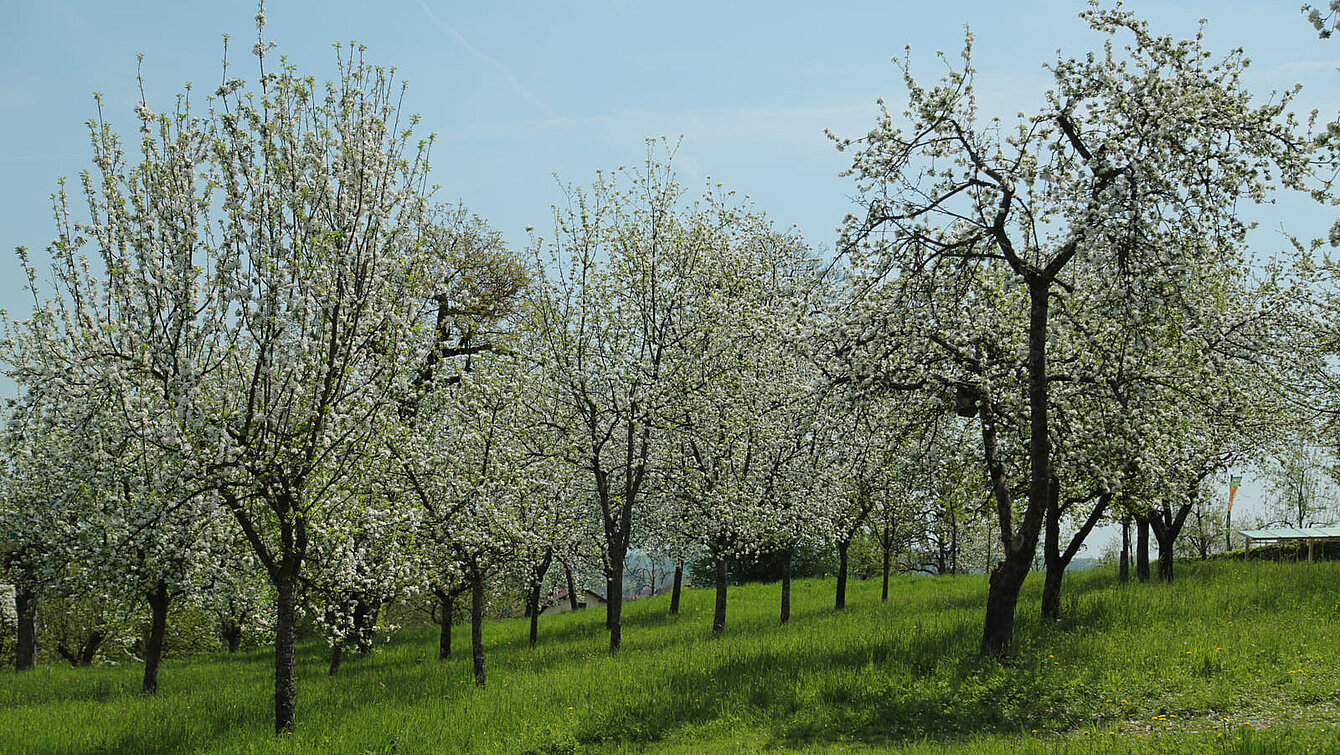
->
left=3, top=561, right=1340, bottom=752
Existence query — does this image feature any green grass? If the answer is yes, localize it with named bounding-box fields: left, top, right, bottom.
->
left=4, top=561, right=1340, bottom=753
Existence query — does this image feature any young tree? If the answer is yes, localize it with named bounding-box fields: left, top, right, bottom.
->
left=530, top=150, right=740, bottom=651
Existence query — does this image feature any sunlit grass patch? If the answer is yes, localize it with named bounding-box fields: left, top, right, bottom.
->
left=3, top=560, right=1340, bottom=752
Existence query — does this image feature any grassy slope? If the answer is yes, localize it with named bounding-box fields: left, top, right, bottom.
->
left=3, top=561, right=1340, bottom=753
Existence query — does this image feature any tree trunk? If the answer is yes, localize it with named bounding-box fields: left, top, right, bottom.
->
left=978, top=279, right=1054, bottom=656
left=1149, top=502, right=1194, bottom=583
left=528, top=583, right=542, bottom=648
left=328, top=643, right=344, bottom=676
left=436, top=589, right=454, bottom=660
left=471, top=574, right=486, bottom=688
left=1119, top=516, right=1131, bottom=584
left=1136, top=516, right=1151, bottom=583
left=79, top=631, right=104, bottom=666
left=1041, top=495, right=1064, bottom=622
left=881, top=540, right=892, bottom=602
left=273, top=568, right=298, bottom=735
left=607, top=548, right=626, bottom=653
left=669, top=561, right=683, bottom=615
left=14, top=587, right=36, bottom=671
left=143, top=581, right=170, bottom=694
left=528, top=547, right=553, bottom=649
left=59, top=630, right=105, bottom=667
left=1157, top=535, right=1175, bottom=581
left=780, top=547, right=793, bottom=624
left=981, top=554, right=1031, bottom=655
left=949, top=508, right=959, bottom=575
left=835, top=540, right=850, bottom=610
left=712, top=553, right=728, bottom=634
left=222, top=619, right=243, bottom=653
left=1040, top=489, right=1107, bottom=622
left=564, top=563, right=579, bottom=611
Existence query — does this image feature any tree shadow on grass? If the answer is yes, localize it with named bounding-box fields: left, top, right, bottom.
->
left=566, top=612, right=1068, bottom=749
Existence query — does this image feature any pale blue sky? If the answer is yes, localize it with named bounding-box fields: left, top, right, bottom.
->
left=3, top=0, right=1337, bottom=534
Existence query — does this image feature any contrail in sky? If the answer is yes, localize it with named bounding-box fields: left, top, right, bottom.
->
left=415, top=0, right=557, bottom=118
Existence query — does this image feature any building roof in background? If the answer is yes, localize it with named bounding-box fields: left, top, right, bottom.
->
left=1239, top=527, right=1340, bottom=540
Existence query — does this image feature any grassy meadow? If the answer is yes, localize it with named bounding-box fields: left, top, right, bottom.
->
left=3, top=560, right=1340, bottom=753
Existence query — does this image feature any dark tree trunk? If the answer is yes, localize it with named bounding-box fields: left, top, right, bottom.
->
left=58, top=630, right=105, bottom=667
left=669, top=561, right=683, bottom=615
left=527, top=584, right=542, bottom=648
left=274, top=568, right=298, bottom=735
left=1041, top=493, right=1064, bottom=622
left=328, top=643, right=344, bottom=676
left=1041, top=491, right=1108, bottom=621
left=606, top=547, right=626, bottom=653
left=528, top=547, right=553, bottom=649
left=881, top=540, right=892, bottom=602
left=1157, top=537, right=1175, bottom=581
left=1119, top=516, right=1131, bottom=584
left=14, top=587, right=36, bottom=671
left=780, top=547, right=793, bottom=624
left=222, top=619, right=243, bottom=653
left=143, top=581, right=170, bottom=694
left=978, top=279, right=1054, bottom=656
left=1149, top=501, right=1195, bottom=583
left=835, top=540, right=850, bottom=610
left=712, top=553, right=728, bottom=634
left=436, top=588, right=454, bottom=660
left=981, top=554, right=1031, bottom=655
left=1136, top=516, right=1151, bottom=583
left=564, top=563, right=579, bottom=611
left=949, top=508, right=959, bottom=575
left=471, top=574, right=486, bottom=688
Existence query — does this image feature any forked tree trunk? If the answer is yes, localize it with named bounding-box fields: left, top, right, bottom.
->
left=528, top=547, right=553, bottom=649
left=58, top=630, right=105, bottom=667
left=222, top=619, right=243, bottom=653
left=835, top=540, right=850, bottom=610
left=712, top=554, right=728, bottom=634
left=1041, top=490, right=1108, bottom=621
left=143, top=581, right=170, bottom=694
left=780, top=547, right=793, bottom=624
left=470, top=575, right=486, bottom=688
left=1149, top=501, right=1195, bottom=583
left=669, top=561, right=683, bottom=615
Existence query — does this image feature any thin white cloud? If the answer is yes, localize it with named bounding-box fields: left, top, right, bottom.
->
left=415, top=0, right=557, bottom=118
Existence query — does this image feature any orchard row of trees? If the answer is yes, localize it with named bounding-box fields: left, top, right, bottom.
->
left=5, top=3, right=1340, bottom=736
